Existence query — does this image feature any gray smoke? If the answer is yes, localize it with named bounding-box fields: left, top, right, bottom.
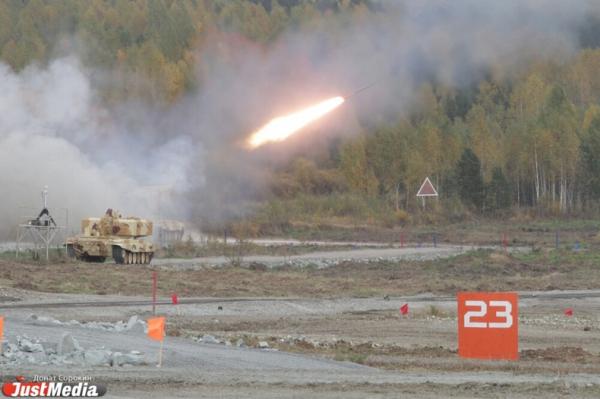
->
left=0, top=0, right=597, bottom=238
left=186, top=0, right=597, bottom=226
left=0, top=57, right=192, bottom=239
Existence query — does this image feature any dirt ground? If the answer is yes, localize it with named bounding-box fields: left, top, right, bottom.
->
left=2, top=247, right=600, bottom=297
left=2, top=245, right=600, bottom=397
left=2, top=288, right=600, bottom=398
left=287, top=218, right=600, bottom=249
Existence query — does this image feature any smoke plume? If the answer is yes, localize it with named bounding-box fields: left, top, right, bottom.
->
left=0, top=0, right=597, bottom=238
left=0, top=57, right=192, bottom=239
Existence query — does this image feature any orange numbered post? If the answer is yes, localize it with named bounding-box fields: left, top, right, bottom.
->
left=457, top=292, right=518, bottom=360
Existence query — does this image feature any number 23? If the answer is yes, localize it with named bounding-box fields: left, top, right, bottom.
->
left=464, top=300, right=513, bottom=329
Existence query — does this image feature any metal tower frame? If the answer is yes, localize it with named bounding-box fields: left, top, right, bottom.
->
left=16, top=224, right=61, bottom=261
left=16, top=206, right=68, bottom=261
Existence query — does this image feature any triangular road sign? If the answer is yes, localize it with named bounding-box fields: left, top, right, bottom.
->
left=416, top=177, right=438, bottom=197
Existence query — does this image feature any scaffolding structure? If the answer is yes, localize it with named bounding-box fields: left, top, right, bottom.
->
left=16, top=221, right=64, bottom=261
left=15, top=188, right=69, bottom=261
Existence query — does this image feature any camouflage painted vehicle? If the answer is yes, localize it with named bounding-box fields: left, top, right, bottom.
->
left=66, top=209, right=154, bottom=264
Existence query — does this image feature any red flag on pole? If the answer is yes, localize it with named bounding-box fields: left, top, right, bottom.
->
left=400, top=303, right=409, bottom=315
left=564, top=308, right=573, bottom=316
left=171, top=294, right=178, bottom=305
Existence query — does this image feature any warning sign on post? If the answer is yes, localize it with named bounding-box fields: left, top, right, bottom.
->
left=416, top=177, right=438, bottom=197
left=457, top=292, right=519, bottom=360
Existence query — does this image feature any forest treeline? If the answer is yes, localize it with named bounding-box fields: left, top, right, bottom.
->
left=4, top=0, right=600, bottom=225
left=0, top=0, right=372, bottom=102
left=270, top=55, right=600, bottom=225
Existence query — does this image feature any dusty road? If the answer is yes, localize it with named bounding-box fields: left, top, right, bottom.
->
left=0, top=243, right=596, bottom=398
left=153, top=244, right=484, bottom=268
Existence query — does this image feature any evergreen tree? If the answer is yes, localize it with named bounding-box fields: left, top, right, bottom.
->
left=486, top=167, right=511, bottom=212
left=456, top=148, right=484, bottom=210
left=580, top=115, right=600, bottom=201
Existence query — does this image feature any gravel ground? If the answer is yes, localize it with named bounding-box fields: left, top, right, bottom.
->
left=0, top=242, right=593, bottom=398
left=153, top=245, right=477, bottom=268
left=2, top=290, right=600, bottom=398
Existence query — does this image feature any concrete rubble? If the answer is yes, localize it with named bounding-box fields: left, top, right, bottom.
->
left=58, top=332, right=82, bottom=355
left=1, top=332, right=146, bottom=367
left=111, top=351, right=144, bottom=367
left=189, top=328, right=378, bottom=351
left=18, top=336, right=45, bottom=353
left=189, top=333, right=379, bottom=352
left=199, top=334, right=220, bottom=344
left=28, top=314, right=147, bottom=334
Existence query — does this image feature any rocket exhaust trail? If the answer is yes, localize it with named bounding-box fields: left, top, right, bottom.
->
left=246, top=96, right=345, bottom=149
left=245, top=80, right=380, bottom=149
left=345, top=81, right=378, bottom=99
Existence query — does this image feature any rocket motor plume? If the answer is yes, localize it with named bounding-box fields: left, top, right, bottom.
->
left=246, top=96, right=345, bottom=149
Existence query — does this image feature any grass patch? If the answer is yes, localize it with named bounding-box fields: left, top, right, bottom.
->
left=512, top=247, right=600, bottom=266
left=0, top=248, right=72, bottom=263
left=5, top=246, right=600, bottom=297
left=334, top=352, right=368, bottom=364
left=282, top=218, right=600, bottom=248
left=427, top=305, right=444, bottom=317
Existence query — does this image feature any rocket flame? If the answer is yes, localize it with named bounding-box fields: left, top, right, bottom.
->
left=247, top=96, right=345, bottom=149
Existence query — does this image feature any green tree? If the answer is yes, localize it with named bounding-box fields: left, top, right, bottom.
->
left=580, top=115, right=600, bottom=201
left=507, top=71, right=548, bottom=207
left=148, top=0, right=192, bottom=61
left=456, top=148, right=484, bottom=210
left=0, top=2, right=12, bottom=49
left=486, top=167, right=511, bottom=212
left=539, top=85, right=579, bottom=212
left=339, top=136, right=379, bottom=197
left=466, top=104, right=503, bottom=181
left=567, top=49, right=600, bottom=107
left=366, top=125, right=406, bottom=192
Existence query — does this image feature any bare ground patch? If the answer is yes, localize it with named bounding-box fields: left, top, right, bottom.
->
left=3, top=248, right=600, bottom=297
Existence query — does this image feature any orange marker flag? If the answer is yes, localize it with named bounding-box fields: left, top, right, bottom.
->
left=147, top=317, right=165, bottom=341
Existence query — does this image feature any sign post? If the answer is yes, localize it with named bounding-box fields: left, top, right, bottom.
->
left=152, top=271, right=157, bottom=316
left=416, top=177, right=438, bottom=209
left=457, top=292, right=519, bottom=360
left=0, top=316, right=3, bottom=356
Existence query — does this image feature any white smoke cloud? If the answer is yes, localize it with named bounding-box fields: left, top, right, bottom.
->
left=0, top=57, right=192, bottom=239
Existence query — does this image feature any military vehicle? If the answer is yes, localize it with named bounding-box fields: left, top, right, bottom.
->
left=66, top=209, right=154, bottom=264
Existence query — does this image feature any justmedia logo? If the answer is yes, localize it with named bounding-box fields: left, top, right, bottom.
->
left=2, top=376, right=106, bottom=397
